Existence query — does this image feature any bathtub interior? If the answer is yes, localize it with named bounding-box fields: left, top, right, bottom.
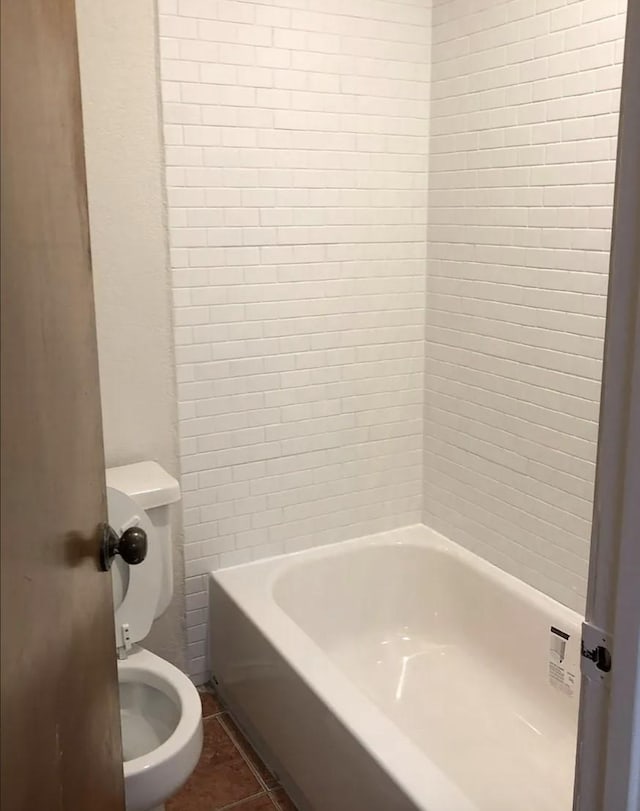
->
left=271, top=537, right=580, bottom=811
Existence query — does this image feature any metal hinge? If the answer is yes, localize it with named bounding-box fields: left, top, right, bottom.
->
left=118, top=623, right=132, bottom=660
left=580, top=621, right=612, bottom=683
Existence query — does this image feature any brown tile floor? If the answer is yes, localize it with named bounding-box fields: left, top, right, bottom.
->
left=166, top=687, right=298, bottom=811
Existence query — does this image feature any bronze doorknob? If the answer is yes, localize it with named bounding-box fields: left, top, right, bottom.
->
left=99, top=523, right=147, bottom=571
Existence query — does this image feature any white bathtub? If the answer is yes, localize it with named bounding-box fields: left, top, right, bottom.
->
left=209, top=525, right=581, bottom=811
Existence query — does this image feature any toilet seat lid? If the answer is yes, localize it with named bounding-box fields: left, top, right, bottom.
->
left=107, top=486, right=160, bottom=648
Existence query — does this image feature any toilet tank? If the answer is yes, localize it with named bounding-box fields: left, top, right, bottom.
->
left=105, top=461, right=181, bottom=618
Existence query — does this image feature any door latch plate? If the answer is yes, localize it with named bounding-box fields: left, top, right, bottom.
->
left=581, top=621, right=612, bottom=682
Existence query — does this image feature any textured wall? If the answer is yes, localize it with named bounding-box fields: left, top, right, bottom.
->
left=143, top=0, right=625, bottom=681
left=158, top=0, right=432, bottom=681
left=76, top=0, right=186, bottom=669
left=423, top=0, right=626, bottom=612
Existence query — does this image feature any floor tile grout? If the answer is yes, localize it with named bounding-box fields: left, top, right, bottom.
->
left=218, top=713, right=275, bottom=794
left=192, top=686, right=293, bottom=811
left=216, top=789, right=272, bottom=810
left=202, top=709, right=225, bottom=721
left=201, top=686, right=279, bottom=794
left=269, top=794, right=285, bottom=811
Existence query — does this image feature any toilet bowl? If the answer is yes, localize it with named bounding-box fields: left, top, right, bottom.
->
left=107, top=462, right=203, bottom=811
left=119, top=647, right=203, bottom=811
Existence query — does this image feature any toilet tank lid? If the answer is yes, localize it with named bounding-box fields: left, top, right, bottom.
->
left=106, top=461, right=181, bottom=510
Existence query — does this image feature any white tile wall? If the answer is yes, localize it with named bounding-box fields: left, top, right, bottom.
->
left=423, top=0, right=626, bottom=613
left=158, top=0, right=432, bottom=681
left=158, top=0, right=626, bottom=681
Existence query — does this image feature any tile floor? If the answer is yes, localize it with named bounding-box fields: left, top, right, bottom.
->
left=166, top=687, right=297, bottom=811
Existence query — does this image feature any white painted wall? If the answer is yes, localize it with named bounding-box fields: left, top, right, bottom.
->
left=423, top=0, right=627, bottom=612
left=76, top=0, right=185, bottom=669
left=157, top=0, right=432, bottom=682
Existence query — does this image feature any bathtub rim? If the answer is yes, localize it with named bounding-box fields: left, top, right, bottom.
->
left=214, top=524, right=583, bottom=627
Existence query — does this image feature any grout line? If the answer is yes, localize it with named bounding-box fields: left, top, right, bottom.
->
left=207, top=684, right=281, bottom=794
left=269, top=793, right=285, bottom=811
left=193, top=689, right=285, bottom=809
left=198, top=689, right=226, bottom=719
left=200, top=708, right=225, bottom=720
left=203, top=710, right=226, bottom=719
left=218, top=713, right=275, bottom=794
left=217, top=790, right=271, bottom=810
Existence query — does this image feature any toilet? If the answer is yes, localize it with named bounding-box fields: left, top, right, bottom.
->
left=106, top=461, right=203, bottom=811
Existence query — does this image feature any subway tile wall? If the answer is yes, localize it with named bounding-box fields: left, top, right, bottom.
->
left=157, top=0, right=432, bottom=681
left=423, top=0, right=626, bottom=612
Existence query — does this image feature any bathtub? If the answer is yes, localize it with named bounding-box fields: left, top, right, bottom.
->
left=209, top=525, right=581, bottom=811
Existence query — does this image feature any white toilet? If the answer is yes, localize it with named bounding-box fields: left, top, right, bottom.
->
left=106, top=461, right=203, bottom=811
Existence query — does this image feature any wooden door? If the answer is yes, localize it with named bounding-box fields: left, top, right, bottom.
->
left=0, top=1, right=125, bottom=809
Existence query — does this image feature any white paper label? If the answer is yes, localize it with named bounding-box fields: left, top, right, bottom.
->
left=548, top=626, right=576, bottom=696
